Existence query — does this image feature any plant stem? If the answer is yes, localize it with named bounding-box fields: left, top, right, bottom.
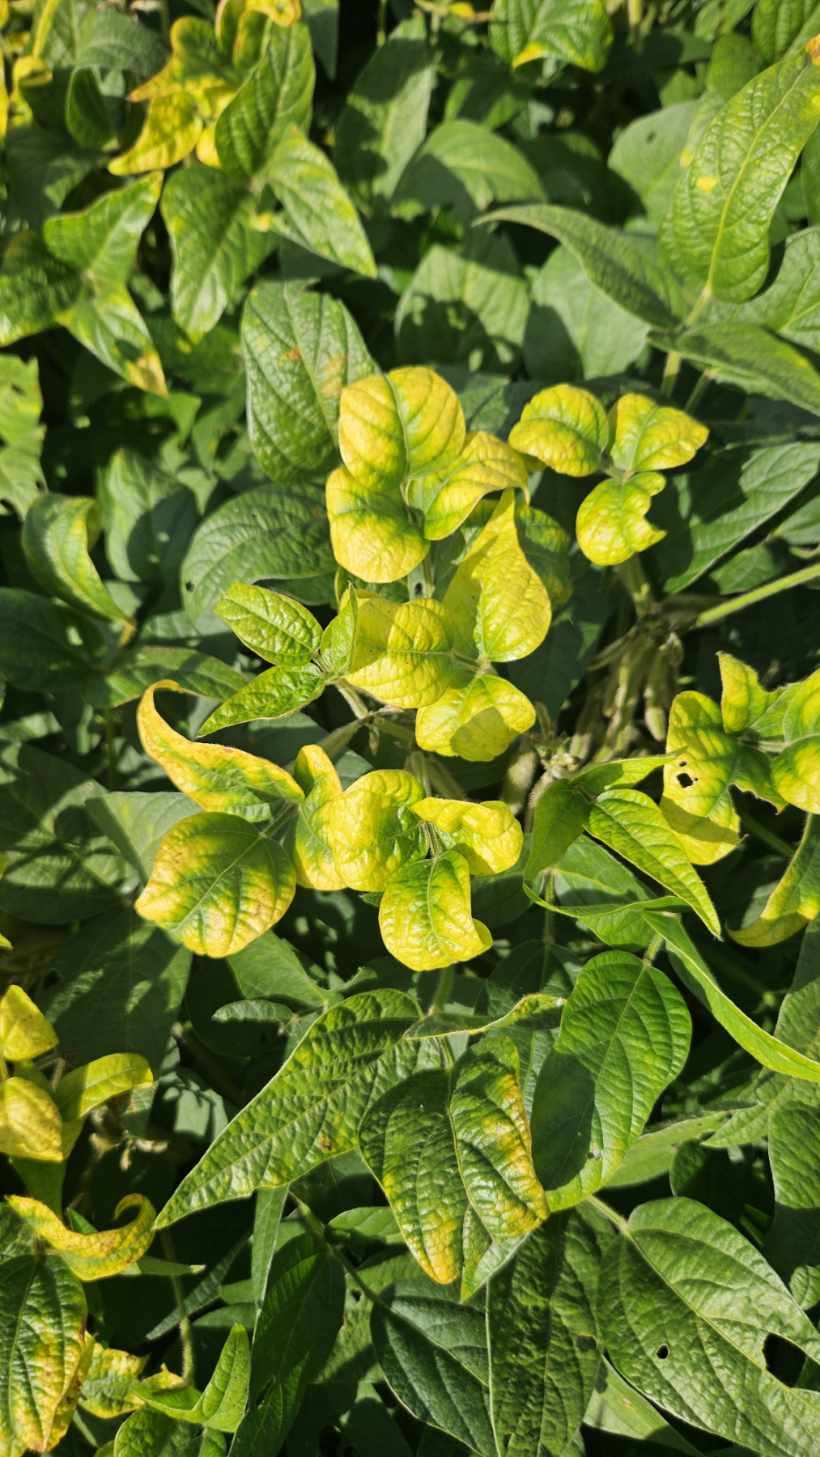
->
left=589, top=1195, right=630, bottom=1236
left=692, top=560, right=820, bottom=629
left=684, top=371, right=711, bottom=413
left=377, top=0, right=387, bottom=44
left=660, top=350, right=682, bottom=398
left=161, top=1231, right=195, bottom=1383
left=739, top=809, right=793, bottom=858
left=431, top=965, right=454, bottom=1013
left=627, top=0, right=642, bottom=30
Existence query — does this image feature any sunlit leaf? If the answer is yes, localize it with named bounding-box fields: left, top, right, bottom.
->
left=412, top=797, right=523, bottom=875
left=508, top=383, right=609, bottom=476
left=326, top=768, right=425, bottom=891
left=378, top=850, right=492, bottom=971
left=8, top=1194, right=155, bottom=1279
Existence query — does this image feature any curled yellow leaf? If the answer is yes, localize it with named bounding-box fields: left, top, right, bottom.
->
left=7, top=1194, right=156, bottom=1280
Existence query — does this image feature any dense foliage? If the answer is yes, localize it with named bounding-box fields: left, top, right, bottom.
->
left=2, top=0, right=820, bottom=1454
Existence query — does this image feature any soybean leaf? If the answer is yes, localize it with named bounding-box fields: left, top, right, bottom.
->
left=395, top=230, right=528, bottom=369
left=0, top=1252, right=87, bottom=1457
left=488, top=1208, right=613, bottom=1457
left=662, top=42, right=820, bottom=300
left=242, top=281, right=373, bottom=486
left=654, top=322, right=820, bottom=415
left=335, top=15, right=435, bottom=205
left=530, top=951, right=691, bottom=1207
left=266, top=126, right=377, bottom=279
left=732, top=815, right=820, bottom=945
left=22, top=494, right=130, bottom=624
left=490, top=0, right=613, bottom=72
left=525, top=246, right=650, bottom=381
left=599, top=1197, right=820, bottom=1457
left=395, top=118, right=543, bottom=220
left=155, top=990, right=422, bottom=1225
left=370, top=1282, right=494, bottom=1457
left=753, top=0, right=820, bottom=62
left=215, top=20, right=315, bottom=178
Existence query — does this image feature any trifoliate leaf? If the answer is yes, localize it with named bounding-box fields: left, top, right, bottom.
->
left=442, top=491, right=551, bottom=660
left=508, top=384, right=609, bottom=476
left=22, top=495, right=130, bottom=624
left=405, top=430, right=528, bottom=541
left=0, top=984, right=57, bottom=1061
left=155, top=989, right=421, bottom=1225
left=197, top=665, right=326, bottom=737
left=609, top=393, right=708, bottom=474
left=378, top=849, right=492, bottom=971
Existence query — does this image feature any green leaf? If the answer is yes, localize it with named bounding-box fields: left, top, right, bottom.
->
left=136, top=1326, right=249, bottom=1432
left=155, top=989, right=421, bottom=1226
left=0, top=235, right=80, bottom=345
left=732, top=816, right=820, bottom=945
left=196, top=665, right=326, bottom=737
left=113, top=1410, right=225, bottom=1456
left=508, top=383, right=609, bottom=475
left=216, top=582, right=321, bottom=664
left=753, top=0, right=820, bottom=62
left=395, top=118, right=543, bottom=220
left=161, top=166, right=273, bottom=341
left=531, top=951, right=691, bottom=1207
left=59, top=283, right=167, bottom=396
left=42, top=174, right=161, bottom=292
left=599, top=1197, right=820, bottom=1456
left=488, top=1209, right=612, bottom=1457
left=181, top=484, right=333, bottom=617
left=137, top=679, right=303, bottom=819
left=55, top=1053, right=154, bottom=1123
left=0, top=1252, right=87, bottom=1457
left=525, top=245, right=650, bottom=382
left=360, top=1041, right=546, bottom=1294
left=334, top=15, right=434, bottom=204
left=231, top=1230, right=345, bottom=1454
left=608, top=101, right=699, bottom=225
left=0, top=743, right=128, bottom=923
left=96, top=448, right=200, bottom=588
left=379, top=850, right=492, bottom=971
left=86, top=793, right=199, bottom=883
left=395, top=231, right=528, bottom=370
left=656, top=322, right=820, bottom=415
left=136, top=812, right=296, bottom=957
left=371, top=1281, right=494, bottom=1457
left=485, top=204, right=681, bottom=328
left=22, top=493, right=129, bottom=624
left=662, top=41, right=820, bottom=300
left=242, top=280, right=373, bottom=487
left=8, top=1194, right=155, bottom=1280
left=215, top=20, right=315, bottom=177
left=0, top=587, right=91, bottom=690
left=490, top=0, right=613, bottom=72
left=644, top=910, right=820, bottom=1082
left=0, top=356, right=45, bottom=518
left=266, top=125, right=377, bottom=278
left=526, top=780, right=590, bottom=880
left=586, top=787, right=722, bottom=935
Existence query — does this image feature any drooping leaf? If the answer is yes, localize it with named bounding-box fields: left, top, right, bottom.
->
left=7, top=1194, right=155, bottom=1280
left=155, top=990, right=421, bottom=1225
left=531, top=951, right=691, bottom=1207
left=22, top=494, right=130, bottom=624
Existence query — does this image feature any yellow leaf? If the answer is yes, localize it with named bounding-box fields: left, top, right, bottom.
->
left=339, top=367, right=465, bottom=493
left=407, top=430, right=529, bottom=541
left=78, top=1340, right=147, bottom=1420
left=327, top=770, right=426, bottom=891
left=416, top=673, right=535, bottom=761
left=345, top=595, right=464, bottom=708
left=138, top=679, right=303, bottom=820
left=661, top=692, right=741, bottom=865
left=576, top=472, right=666, bottom=566
left=7, top=1194, right=155, bottom=1280
left=379, top=850, right=492, bottom=971
left=326, top=464, right=427, bottom=584
left=508, top=383, right=609, bottom=476
left=136, top=812, right=296, bottom=957
left=55, top=1054, right=153, bottom=1123
left=0, top=984, right=58, bottom=1061
left=0, top=1075, right=63, bottom=1162
left=412, top=798, right=523, bottom=875
left=609, top=392, right=708, bottom=474
left=290, top=745, right=345, bottom=891
left=443, top=491, right=550, bottom=661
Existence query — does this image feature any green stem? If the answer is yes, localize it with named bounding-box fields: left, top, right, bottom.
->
left=739, top=809, right=793, bottom=859
left=684, top=370, right=711, bottom=413
left=589, top=1195, right=630, bottom=1236
left=616, top=555, right=655, bottom=618
left=335, top=681, right=371, bottom=720
left=627, top=0, right=642, bottom=30
left=692, top=560, right=820, bottom=629
left=431, top=965, right=454, bottom=1014
left=161, top=1231, right=195, bottom=1383
left=377, top=0, right=387, bottom=43
left=660, top=350, right=682, bottom=398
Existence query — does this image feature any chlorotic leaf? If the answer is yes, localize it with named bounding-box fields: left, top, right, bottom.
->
left=508, top=384, right=609, bottom=476
left=197, top=665, right=326, bottom=737
left=326, top=769, right=425, bottom=891
left=609, top=393, right=709, bottom=474
left=771, top=735, right=820, bottom=812
left=155, top=989, right=421, bottom=1225
left=412, top=797, right=523, bottom=876
left=290, top=744, right=345, bottom=891
left=137, top=681, right=303, bottom=819
left=135, top=813, right=297, bottom=957
left=54, top=1053, right=154, bottom=1123
left=378, top=849, right=492, bottom=971
left=0, top=984, right=58, bottom=1061
left=415, top=673, right=536, bottom=762
left=7, top=1194, right=155, bottom=1280
left=345, top=595, right=462, bottom=708
left=0, top=1252, right=87, bottom=1457
left=442, top=491, right=551, bottom=660
left=0, top=1077, right=64, bottom=1163
left=576, top=473, right=667, bottom=567
left=408, top=431, right=529, bottom=542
